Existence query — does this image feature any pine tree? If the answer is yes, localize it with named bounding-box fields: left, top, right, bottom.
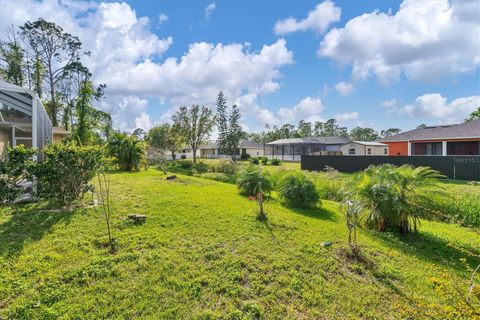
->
left=216, top=91, right=228, bottom=154
left=227, top=104, right=242, bottom=161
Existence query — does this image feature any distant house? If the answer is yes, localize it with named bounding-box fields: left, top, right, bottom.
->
left=0, top=80, right=52, bottom=158
left=265, top=136, right=351, bottom=161
left=199, top=139, right=264, bottom=158
left=380, top=120, right=480, bottom=156
left=52, top=127, right=71, bottom=144
left=341, top=141, right=389, bottom=156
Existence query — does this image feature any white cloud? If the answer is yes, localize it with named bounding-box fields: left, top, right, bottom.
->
left=205, top=3, right=216, bottom=22
left=334, top=81, right=354, bottom=96
left=399, top=94, right=480, bottom=123
left=274, top=1, right=341, bottom=35
left=278, top=97, right=324, bottom=123
left=318, top=0, right=480, bottom=84
left=135, top=112, right=154, bottom=131
left=158, top=13, right=168, bottom=23
left=335, top=111, right=359, bottom=121
left=381, top=99, right=398, bottom=107
left=0, top=0, right=295, bottom=132
left=97, top=39, right=294, bottom=106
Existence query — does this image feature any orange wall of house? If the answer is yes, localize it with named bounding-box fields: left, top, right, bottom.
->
left=385, top=142, right=408, bottom=156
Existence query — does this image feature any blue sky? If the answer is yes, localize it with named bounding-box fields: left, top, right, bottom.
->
left=0, top=0, right=479, bottom=133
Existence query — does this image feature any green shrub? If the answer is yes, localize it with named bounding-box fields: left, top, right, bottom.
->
left=240, top=153, right=250, bottom=160
left=354, top=164, right=444, bottom=234
left=307, top=170, right=344, bottom=201
left=175, top=160, right=194, bottom=169
left=237, top=165, right=273, bottom=197
left=271, top=158, right=281, bottom=166
left=192, top=162, right=209, bottom=173
left=107, top=133, right=144, bottom=171
left=199, top=172, right=237, bottom=184
left=210, top=161, right=239, bottom=175
left=277, top=172, right=320, bottom=208
left=260, top=157, right=268, bottom=165
left=34, top=143, right=104, bottom=207
left=250, top=158, right=259, bottom=165
left=0, top=145, right=35, bottom=204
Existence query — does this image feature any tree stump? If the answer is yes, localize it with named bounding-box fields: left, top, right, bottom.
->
left=128, top=214, right=146, bottom=222
left=166, top=175, right=177, bottom=180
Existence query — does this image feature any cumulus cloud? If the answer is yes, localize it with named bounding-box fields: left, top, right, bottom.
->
left=334, top=81, right=354, bottom=96
left=399, top=94, right=480, bottom=123
left=334, top=111, right=359, bottom=121
left=318, top=0, right=480, bottom=84
left=274, top=0, right=341, bottom=35
left=205, top=3, right=216, bottom=22
left=96, top=39, right=294, bottom=106
left=0, top=0, right=295, bottom=131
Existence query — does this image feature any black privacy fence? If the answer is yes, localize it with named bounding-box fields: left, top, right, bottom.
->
left=301, top=155, right=480, bottom=181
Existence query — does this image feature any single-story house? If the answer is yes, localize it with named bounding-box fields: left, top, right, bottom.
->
left=52, top=127, right=71, bottom=144
left=380, top=119, right=480, bottom=156
left=199, top=140, right=264, bottom=158
left=341, top=141, right=389, bottom=156
left=0, top=80, right=52, bottom=158
left=265, top=136, right=351, bottom=161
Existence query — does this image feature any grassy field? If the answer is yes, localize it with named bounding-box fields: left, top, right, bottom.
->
left=1, top=169, right=479, bottom=319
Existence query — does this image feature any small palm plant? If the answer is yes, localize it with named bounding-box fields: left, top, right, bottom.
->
left=108, top=133, right=145, bottom=171
left=355, top=164, right=444, bottom=234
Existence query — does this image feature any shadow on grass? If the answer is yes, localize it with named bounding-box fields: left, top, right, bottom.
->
left=0, top=204, right=76, bottom=260
left=288, top=205, right=339, bottom=222
left=365, top=229, right=479, bottom=274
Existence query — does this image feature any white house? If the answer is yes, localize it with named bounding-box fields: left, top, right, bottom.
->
left=341, top=141, right=389, bottom=156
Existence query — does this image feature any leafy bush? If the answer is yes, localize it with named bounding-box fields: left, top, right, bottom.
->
left=354, top=164, right=444, bottom=234
left=107, top=133, right=145, bottom=171
left=423, top=191, right=480, bottom=227
left=0, top=146, right=35, bottom=204
left=198, top=172, right=237, bottom=184
left=277, top=172, right=320, bottom=208
left=260, top=157, right=268, bottom=165
left=240, top=153, right=250, bottom=160
left=180, top=154, right=187, bottom=159
left=34, top=143, right=104, bottom=207
left=250, top=158, right=260, bottom=165
left=307, top=169, right=345, bottom=201
left=192, top=161, right=209, bottom=173
left=209, top=161, right=239, bottom=175
left=237, top=165, right=273, bottom=197
left=271, top=158, right=281, bottom=166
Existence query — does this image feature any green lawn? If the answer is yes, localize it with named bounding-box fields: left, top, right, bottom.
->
left=1, top=169, right=479, bottom=319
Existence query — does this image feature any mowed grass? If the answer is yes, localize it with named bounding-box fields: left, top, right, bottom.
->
left=1, top=170, right=479, bottom=319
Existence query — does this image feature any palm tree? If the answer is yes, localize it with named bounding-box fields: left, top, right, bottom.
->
left=355, top=164, right=444, bottom=234
left=107, top=133, right=145, bottom=171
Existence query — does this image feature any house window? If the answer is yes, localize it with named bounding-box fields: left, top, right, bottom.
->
left=384, top=148, right=388, bottom=155
left=367, top=148, right=372, bottom=155
left=348, top=148, right=356, bottom=155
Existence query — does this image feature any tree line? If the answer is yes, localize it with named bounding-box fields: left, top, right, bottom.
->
left=0, top=19, right=111, bottom=145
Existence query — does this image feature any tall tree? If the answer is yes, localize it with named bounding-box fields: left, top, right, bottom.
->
left=297, top=120, right=312, bottom=138
left=147, top=123, right=184, bottom=160
left=216, top=91, right=243, bottom=161
left=226, top=104, right=242, bottom=161
left=350, top=127, right=379, bottom=141
left=314, top=119, right=349, bottom=137
left=0, top=26, right=25, bottom=86
left=466, top=107, right=480, bottom=122
left=173, top=105, right=215, bottom=163
left=216, top=90, right=228, bottom=154
left=381, top=128, right=401, bottom=137
left=21, top=19, right=86, bottom=126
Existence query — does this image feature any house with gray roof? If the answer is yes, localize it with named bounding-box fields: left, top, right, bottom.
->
left=265, top=136, right=351, bottom=161
left=379, top=119, right=480, bottom=156
left=199, top=139, right=265, bottom=159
